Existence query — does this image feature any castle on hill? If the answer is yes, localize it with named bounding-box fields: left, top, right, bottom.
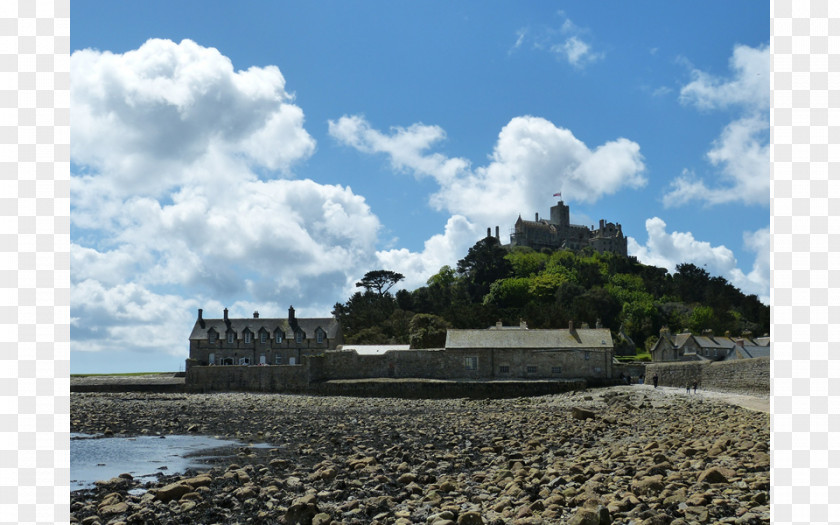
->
left=488, top=200, right=627, bottom=256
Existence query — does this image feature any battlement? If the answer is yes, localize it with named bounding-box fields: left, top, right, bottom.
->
left=498, top=200, right=627, bottom=256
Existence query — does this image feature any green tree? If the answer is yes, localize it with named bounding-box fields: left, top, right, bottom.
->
left=484, top=277, right=532, bottom=308
left=688, top=305, right=716, bottom=334
left=529, top=272, right=568, bottom=302
left=355, top=270, right=405, bottom=296
left=409, top=313, right=451, bottom=348
left=457, top=236, right=513, bottom=302
left=506, top=247, right=548, bottom=278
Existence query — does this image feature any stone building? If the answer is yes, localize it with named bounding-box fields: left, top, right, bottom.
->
left=497, top=200, right=627, bottom=256
left=650, top=327, right=769, bottom=362
left=443, top=320, right=614, bottom=380
left=188, top=306, right=343, bottom=367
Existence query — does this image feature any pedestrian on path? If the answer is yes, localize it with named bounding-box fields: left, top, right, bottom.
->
left=693, top=380, right=698, bottom=393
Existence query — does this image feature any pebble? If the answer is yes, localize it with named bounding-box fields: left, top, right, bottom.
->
left=71, top=386, right=770, bottom=524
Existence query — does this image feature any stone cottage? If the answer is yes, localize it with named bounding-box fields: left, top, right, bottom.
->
left=188, top=306, right=343, bottom=367
left=650, top=327, right=769, bottom=362
left=443, top=320, right=614, bottom=380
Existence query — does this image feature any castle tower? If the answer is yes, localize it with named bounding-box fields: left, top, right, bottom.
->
left=549, top=201, right=570, bottom=227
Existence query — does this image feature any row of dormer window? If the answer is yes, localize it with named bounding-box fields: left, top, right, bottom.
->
left=207, top=328, right=325, bottom=345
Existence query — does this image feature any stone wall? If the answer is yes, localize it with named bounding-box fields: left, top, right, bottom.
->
left=309, top=347, right=613, bottom=382
left=310, top=378, right=587, bottom=399
left=185, top=346, right=615, bottom=395
left=644, top=357, right=769, bottom=395
left=185, top=364, right=310, bottom=393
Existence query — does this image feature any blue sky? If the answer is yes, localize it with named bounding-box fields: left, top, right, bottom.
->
left=70, top=2, right=769, bottom=373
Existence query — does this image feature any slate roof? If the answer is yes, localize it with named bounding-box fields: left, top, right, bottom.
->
left=693, top=336, right=733, bottom=350
left=723, top=344, right=771, bottom=360
left=445, top=327, right=613, bottom=350
left=671, top=333, right=693, bottom=349
left=738, top=345, right=771, bottom=359
left=189, top=316, right=340, bottom=340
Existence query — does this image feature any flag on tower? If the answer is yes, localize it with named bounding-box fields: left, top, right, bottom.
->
left=553, top=192, right=562, bottom=197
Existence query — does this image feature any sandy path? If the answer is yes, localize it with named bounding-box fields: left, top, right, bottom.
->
left=602, top=383, right=770, bottom=413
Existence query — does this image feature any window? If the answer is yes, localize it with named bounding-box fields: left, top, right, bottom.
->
left=260, top=332, right=267, bottom=344
left=295, top=331, right=303, bottom=344
left=275, top=331, right=283, bottom=344
left=208, top=353, right=215, bottom=365
left=526, top=365, right=537, bottom=374
left=499, top=365, right=510, bottom=374
left=275, top=355, right=284, bottom=364
left=238, top=357, right=250, bottom=365
left=464, top=357, right=478, bottom=370
left=584, top=351, right=590, bottom=360
left=227, top=332, right=235, bottom=344
left=551, top=366, right=561, bottom=375
left=244, top=332, right=252, bottom=344
left=316, top=330, right=324, bottom=344
left=208, top=330, right=218, bottom=343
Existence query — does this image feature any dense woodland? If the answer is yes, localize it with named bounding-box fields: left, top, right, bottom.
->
left=332, top=236, right=770, bottom=354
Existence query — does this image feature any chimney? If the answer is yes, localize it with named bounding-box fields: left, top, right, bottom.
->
left=569, top=320, right=580, bottom=341
left=253, top=311, right=259, bottom=319
left=725, top=330, right=731, bottom=337
left=535, top=212, right=539, bottom=221
left=519, top=319, right=527, bottom=329
left=495, top=320, right=503, bottom=329
left=660, top=326, right=670, bottom=336
left=702, top=329, right=713, bottom=336
left=495, top=226, right=500, bottom=240
left=288, top=305, right=295, bottom=322
left=581, top=322, right=590, bottom=329
left=487, top=227, right=491, bottom=238
left=596, top=318, right=602, bottom=329
left=198, top=308, right=205, bottom=329
left=223, top=308, right=229, bottom=321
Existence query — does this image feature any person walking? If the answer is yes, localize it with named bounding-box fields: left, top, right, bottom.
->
left=693, top=380, right=698, bottom=393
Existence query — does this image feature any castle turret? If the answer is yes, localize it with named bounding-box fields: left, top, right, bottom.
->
left=550, top=201, right=570, bottom=227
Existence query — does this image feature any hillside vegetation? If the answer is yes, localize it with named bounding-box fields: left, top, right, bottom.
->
left=332, top=236, right=770, bottom=353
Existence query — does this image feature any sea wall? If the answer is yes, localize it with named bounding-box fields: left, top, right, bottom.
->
left=184, top=346, right=614, bottom=395
left=308, top=347, right=612, bottom=382
left=643, top=357, right=769, bottom=395
left=185, top=364, right=310, bottom=393
left=309, top=378, right=588, bottom=399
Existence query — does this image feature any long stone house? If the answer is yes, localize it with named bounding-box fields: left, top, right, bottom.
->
left=188, top=306, right=343, bottom=367
left=186, top=317, right=616, bottom=392
left=442, top=321, right=614, bottom=380
left=650, top=328, right=770, bottom=362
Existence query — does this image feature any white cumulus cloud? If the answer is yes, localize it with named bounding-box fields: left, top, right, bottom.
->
left=330, top=115, right=646, bottom=232
left=375, top=215, right=482, bottom=291
left=628, top=217, right=769, bottom=303
left=71, top=39, right=383, bottom=358
left=665, top=44, right=769, bottom=207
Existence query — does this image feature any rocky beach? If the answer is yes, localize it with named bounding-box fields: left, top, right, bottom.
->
left=70, top=385, right=770, bottom=524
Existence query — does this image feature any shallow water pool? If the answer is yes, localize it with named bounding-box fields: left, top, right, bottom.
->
left=70, top=434, right=245, bottom=491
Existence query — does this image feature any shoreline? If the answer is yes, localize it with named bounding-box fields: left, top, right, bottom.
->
left=71, top=386, right=770, bottom=524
